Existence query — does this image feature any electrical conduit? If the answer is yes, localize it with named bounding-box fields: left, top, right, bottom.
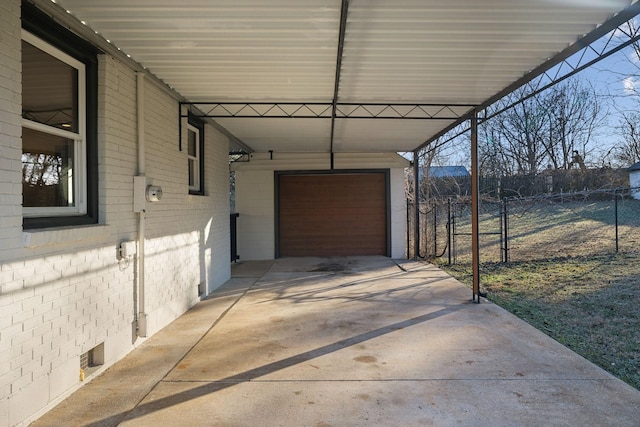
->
left=136, top=72, right=148, bottom=337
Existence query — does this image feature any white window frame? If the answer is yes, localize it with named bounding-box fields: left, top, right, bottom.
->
left=187, top=123, right=201, bottom=193
left=21, top=30, right=87, bottom=217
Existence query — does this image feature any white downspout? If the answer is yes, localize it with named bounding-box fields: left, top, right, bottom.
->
left=136, top=72, right=148, bottom=337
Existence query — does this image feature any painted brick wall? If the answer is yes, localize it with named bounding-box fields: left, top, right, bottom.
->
left=0, top=2, right=231, bottom=425
left=390, top=168, right=408, bottom=259
left=0, top=0, right=22, bottom=264
left=0, top=2, right=25, bottom=424
left=234, top=170, right=276, bottom=260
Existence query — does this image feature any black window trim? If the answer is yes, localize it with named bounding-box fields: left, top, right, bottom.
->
left=22, top=1, right=100, bottom=230
left=188, top=114, right=205, bottom=196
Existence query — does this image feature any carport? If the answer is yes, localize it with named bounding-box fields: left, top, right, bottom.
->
left=43, top=0, right=640, bottom=301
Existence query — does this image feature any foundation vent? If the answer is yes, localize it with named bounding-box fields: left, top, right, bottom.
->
left=80, top=343, right=104, bottom=381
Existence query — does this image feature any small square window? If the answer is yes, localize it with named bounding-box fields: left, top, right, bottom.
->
left=186, top=117, right=204, bottom=195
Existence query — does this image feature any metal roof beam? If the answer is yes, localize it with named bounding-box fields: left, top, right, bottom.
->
left=330, top=0, right=350, bottom=169
left=484, top=19, right=640, bottom=121
left=415, top=1, right=640, bottom=153
left=180, top=102, right=474, bottom=120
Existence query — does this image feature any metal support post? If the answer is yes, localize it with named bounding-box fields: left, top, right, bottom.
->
left=413, top=151, right=420, bottom=259
left=471, top=111, right=481, bottom=303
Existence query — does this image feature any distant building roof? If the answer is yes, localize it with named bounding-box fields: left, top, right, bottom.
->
left=629, top=162, right=640, bottom=172
left=420, top=166, right=470, bottom=179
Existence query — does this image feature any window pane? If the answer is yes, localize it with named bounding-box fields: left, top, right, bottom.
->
left=188, top=128, right=197, bottom=156
left=22, top=127, right=75, bottom=207
left=22, top=40, right=78, bottom=132
left=188, top=158, right=195, bottom=187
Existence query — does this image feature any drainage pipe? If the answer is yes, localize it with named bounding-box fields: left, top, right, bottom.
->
left=136, top=72, right=148, bottom=337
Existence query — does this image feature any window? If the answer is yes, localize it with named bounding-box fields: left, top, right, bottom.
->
left=22, top=32, right=85, bottom=216
left=22, top=2, right=98, bottom=229
left=187, top=117, right=204, bottom=195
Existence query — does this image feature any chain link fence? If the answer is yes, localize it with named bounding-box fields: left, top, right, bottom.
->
left=409, top=188, right=640, bottom=263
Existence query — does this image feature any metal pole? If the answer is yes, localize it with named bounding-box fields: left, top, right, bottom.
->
left=615, top=192, right=619, bottom=253
left=329, top=0, right=349, bottom=170
left=499, top=200, right=504, bottom=263
left=433, top=202, right=438, bottom=257
left=448, top=198, right=452, bottom=265
left=452, top=203, right=457, bottom=264
left=471, top=111, right=481, bottom=303
left=406, top=198, right=412, bottom=258
left=503, top=199, right=509, bottom=263
left=413, top=151, right=420, bottom=260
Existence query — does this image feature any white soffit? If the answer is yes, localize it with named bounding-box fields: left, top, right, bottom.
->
left=216, top=118, right=332, bottom=152
left=334, top=119, right=456, bottom=153
left=55, top=0, right=341, bottom=102
left=52, top=0, right=635, bottom=153
left=340, top=0, right=632, bottom=104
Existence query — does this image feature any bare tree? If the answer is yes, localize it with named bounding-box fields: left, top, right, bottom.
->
left=482, top=86, right=552, bottom=175
left=546, top=79, right=605, bottom=169
left=407, top=126, right=470, bottom=201
left=479, top=78, right=605, bottom=176
left=480, top=118, right=514, bottom=177
left=614, top=112, right=640, bottom=166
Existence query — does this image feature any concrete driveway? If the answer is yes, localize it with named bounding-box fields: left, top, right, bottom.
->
left=32, top=257, right=640, bottom=426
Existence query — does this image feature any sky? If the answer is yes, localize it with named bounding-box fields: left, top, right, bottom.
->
left=546, top=30, right=640, bottom=166
left=427, top=23, right=640, bottom=170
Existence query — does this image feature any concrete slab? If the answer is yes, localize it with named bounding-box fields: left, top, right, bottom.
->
left=31, top=257, right=640, bottom=427
left=119, top=379, right=639, bottom=427
left=231, top=260, right=274, bottom=277
left=30, top=277, right=257, bottom=427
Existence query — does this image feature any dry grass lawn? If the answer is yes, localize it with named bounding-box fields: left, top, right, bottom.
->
left=437, top=198, right=640, bottom=390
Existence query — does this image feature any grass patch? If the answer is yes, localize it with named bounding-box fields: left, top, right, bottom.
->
left=438, top=252, right=640, bottom=390
left=448, top=199, right=640, bottom=263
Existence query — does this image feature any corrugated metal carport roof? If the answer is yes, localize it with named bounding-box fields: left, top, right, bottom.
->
left=46, top=0, right=639, bottom=153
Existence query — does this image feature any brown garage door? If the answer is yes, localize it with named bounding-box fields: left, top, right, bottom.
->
left=278, top=172, right=388, bottom=257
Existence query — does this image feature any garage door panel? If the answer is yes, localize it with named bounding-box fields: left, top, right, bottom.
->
left=278, top=173, right=388, bottom=257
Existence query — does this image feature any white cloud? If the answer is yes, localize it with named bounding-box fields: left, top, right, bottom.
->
left=623, top=76, right=638, bottom=94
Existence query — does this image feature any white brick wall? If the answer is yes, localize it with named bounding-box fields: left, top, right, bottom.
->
left=0, top=1, right=232, bottom=425
left=0, top=0, right=22, bottom=261
left=390, top=168, right=408, bottom=259
left=235, top=170, right=276, bottom=260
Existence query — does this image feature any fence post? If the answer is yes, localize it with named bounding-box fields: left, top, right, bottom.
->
left=448, top=198, right=452, bottom=265
left=452, top=202, right=457, bottom=264
left=502, top=198, right=509, bottom=263
left=406, top=198, right=411, bottom=258
left=615, top=192, right=619, bottom=253
left=433, top=202, right=438, bottom=257
left=499, top=200, right=504, bottom=263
